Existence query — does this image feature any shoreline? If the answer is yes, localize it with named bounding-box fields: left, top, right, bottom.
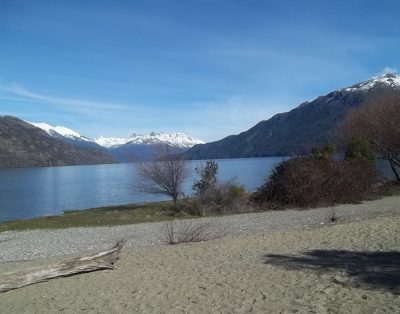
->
left=1, top=195, right=399, bottom=263
left=1, top=184, right=398, bottom=233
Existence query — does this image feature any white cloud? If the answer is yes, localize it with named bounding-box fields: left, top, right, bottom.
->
left=0, top=81, right=135, bottom=112
left=380, top=67, right=398, bottom=75
left=175, top=95, right=292, bottom=142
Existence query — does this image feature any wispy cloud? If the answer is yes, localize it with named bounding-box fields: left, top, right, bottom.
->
left=168, top=94, right=292, bottom=142
left=380, top=66, right=397, bottom=75
left=0, top=81, right=134, bottom=112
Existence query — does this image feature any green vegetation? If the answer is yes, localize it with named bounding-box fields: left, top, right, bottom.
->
left=345, top=136, right=374, bottom=161
left=0, top=197, right=257, bottom=233
left=193, top=160, right=218, bottom=196
left=0, top=202, right=193, bottom=233
left=311, top=143, right=336, bottom=160
left=189, top=160, right=247, bottom=215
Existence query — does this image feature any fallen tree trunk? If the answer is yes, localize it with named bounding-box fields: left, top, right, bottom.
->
left=0, top=239, right=125, bottom=293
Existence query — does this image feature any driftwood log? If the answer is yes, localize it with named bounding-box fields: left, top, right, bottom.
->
left=0, top=239, right=125, bottom=293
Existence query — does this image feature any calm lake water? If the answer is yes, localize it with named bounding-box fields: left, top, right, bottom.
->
left=0, top=157, right=285, bottom=222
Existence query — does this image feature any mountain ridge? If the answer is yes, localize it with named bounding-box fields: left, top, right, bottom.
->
left=94, top=132, right=204, bottom=149
left=28, top=121, right=204, bottom=149
left=0, top=116, right=115, bottom=169
left=185, top=73, right=400, bottom=159
left=26, top=121, right=204, bottom=163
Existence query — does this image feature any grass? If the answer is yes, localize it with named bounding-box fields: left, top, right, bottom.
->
left=0, top=201, right=195, bottom=233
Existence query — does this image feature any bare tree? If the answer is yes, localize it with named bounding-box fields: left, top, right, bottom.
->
left=135, top=146, right=189, bottom=205
left=340, top=91, right=400, bottom=181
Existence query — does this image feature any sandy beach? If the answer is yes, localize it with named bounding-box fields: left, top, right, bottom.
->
left=0, top=198, right=399, bottom=313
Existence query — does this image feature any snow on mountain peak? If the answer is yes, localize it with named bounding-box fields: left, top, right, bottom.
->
left=341, top=73, right=400, bottom=93
left=29, top=122, right=54, bottom=134
left=129, top=132, right=204, bottom=147
left=28, top=122, right=91, bottom=142
left=92, top=136, right=130, bottom=148
left=94, top=132, right=204, bottom=149
left=28, top=121, right=204, bottom=149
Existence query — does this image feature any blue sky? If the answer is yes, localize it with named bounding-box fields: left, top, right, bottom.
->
left=0, top=0, right=399, bottom=142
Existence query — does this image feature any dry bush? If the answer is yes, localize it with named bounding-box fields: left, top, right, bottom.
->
left=188, top=178, right=248, bottom=216
left=191, top=160, right=248, bottom=215
left=252, top=157, right=380, bottom=208
left=159, top=220, right=227, bottom=245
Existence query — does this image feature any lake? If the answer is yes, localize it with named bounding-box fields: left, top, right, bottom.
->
left=0, top=157, right=285, bottom=222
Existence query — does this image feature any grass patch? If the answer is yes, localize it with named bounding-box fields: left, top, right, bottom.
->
left=0, top=201, right=194, bottom=233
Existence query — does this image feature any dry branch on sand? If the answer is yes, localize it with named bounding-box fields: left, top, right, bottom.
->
left=0, top=239, right=125, bottom=293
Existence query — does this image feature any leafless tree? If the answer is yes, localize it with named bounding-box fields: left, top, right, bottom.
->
left=340, top=91, right=400, bottom=181
left=135, top=146, right=189, bottom=205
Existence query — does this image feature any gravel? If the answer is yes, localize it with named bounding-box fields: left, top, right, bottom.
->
left=0, top=196, right=399, bottom=263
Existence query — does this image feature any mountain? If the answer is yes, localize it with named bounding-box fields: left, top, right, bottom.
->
left=28, top=122, right=105, bottom=150
left=94, top=132, right=204, bottom=162
left=185, top=73, right=400, bottom=159
left=94, top=132, right=204, bottom=148
left=22, top=120, right=204, bottom=163
left=0, top=116, right=115, bottom=169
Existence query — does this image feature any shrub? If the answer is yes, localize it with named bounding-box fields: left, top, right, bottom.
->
left=209, top=178, right=247, bottom=210
left=191, top=161, right=248, bottom=215
left=311, top=143, right=336, bottom=160
left=193, top=161, right=218, bottom=196
left=345, top=136, right=374, bottom=162
left=159, top=220, right=226, bottom=245
left=187, top=178, right=247, bottom=215
left=252, top=157, right=380, bottom=208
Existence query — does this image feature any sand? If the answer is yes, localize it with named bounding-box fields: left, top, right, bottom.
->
left=1, top=210, right=399, bottom=313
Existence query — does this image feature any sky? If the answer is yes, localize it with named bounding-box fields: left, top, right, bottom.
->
left=0, top=0, right=399, bottom=142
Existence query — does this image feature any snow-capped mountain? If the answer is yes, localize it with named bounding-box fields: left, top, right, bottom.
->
left=28, top=122, right=91, bottom=142
left=0, top=117, right=116, bottom=168
left=27, top=121, right=204, bottom=161
left=28, top=120, right=204, bottom=150
left=27, top=122, right=106, bottom=150
left=94, top=132, right=204, bottom=149
left=94, top=132, right=205, bottom=162
left=93, top=136, right=130, bottom=148
left=340, top=73, right=400, bottom=92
